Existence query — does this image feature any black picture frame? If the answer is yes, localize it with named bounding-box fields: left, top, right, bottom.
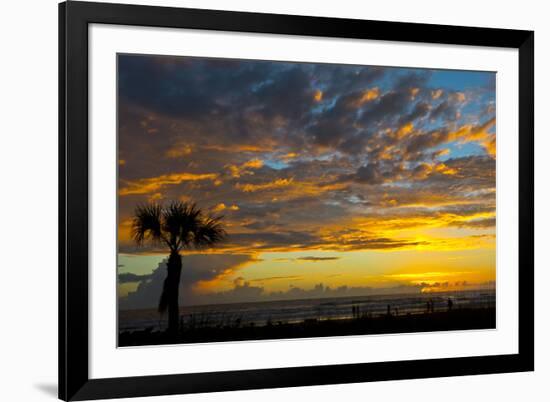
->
left=59, top=1, right=534, bottom=400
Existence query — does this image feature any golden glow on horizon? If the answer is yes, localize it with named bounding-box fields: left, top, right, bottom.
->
left=184, top=249, right=495, bottom=295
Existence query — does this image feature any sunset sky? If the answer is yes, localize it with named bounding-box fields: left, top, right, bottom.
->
left=117, top=54, right=496, bottom=309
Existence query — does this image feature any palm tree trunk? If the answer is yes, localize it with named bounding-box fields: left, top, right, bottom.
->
left=159, top=251, right=182, bottom=334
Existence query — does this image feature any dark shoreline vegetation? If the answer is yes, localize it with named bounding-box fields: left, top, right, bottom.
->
left=118, top=306, right=496, bottom=347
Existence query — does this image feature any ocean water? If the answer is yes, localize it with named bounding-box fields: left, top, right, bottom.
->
left=118, top=289, right=495, bottom=333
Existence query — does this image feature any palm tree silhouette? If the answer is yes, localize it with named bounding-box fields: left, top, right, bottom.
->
left=132, top=201, right=226, bottom=334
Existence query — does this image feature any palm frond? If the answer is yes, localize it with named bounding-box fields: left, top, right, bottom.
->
left=163, top=201, right=201, bottom=248
left=131, top=200, right=226, bottom=251
left=193, top=214, right=227, bottom=248
left=132, top=203, right=164, bottom=246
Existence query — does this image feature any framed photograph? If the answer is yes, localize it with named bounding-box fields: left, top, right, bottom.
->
left=59, top=1, right=534, bottom=400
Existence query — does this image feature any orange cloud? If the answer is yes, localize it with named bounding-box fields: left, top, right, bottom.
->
left=434, top=163, right=458, bottom=175
left=313, top=89, right=323, bottom=102
left=360, top=87, right=380, bottom=103
left=164, top=142, right=276, bottom=158
left=282, top=152, right=298, bottom=160
left=236, top=178, right=293, bottom=192
left=351, top=87, right=380, bottom=107
left=352, top=210, right=495, bottom=234
left=242, top=159, right=263, bottom=169
left=450, top=92, right=467, bottom=103
left=385, top=271, right=474, bottom=280
left=165, top=144, right=192, bottom=158
left=431, top=89, right=443, bottom=100
left=148, top=192, right=164, bottom=202
left=481, top=135, right=496, bottom=157
left=447, top=118, right=496, bottom=157
left=235, top=178, right=347, bottom=203
left=227, top=158, right=264, bottom=178
left=117, top=218, right=133, bottom=243
left=119, top=172, right=219, bottom=196
left=432, top=148, right=450, bottom=158
left=213, top=203, right=240, bottom=212
left=396, top=122, right=414, bottom=139
left=202, top=143, right=274, bottom=153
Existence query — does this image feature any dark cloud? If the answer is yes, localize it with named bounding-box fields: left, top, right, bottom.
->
left=398, top=101, right=431, bottom=125
left=360, top=90, right=409, bottom=126
left=296, top=256, right=341, bottom=262
left=341, top=163, right=379, bottom=184
left=333, top=237, right=427, bottom=251
left=319, top=65, right=385, bottom=99
left=252, top=66, right=315, bottom=121
left=249, top=275, right=303, bottom=282
left=119, top=254, right=255, bottom=309
left=306, top=93, right=365, bottom=151
left=224, top=231, right=323, bottom=251
left=359, top=72, right=430, bottom=126
left=404, top=128, right=450, bottom=155
left=118, top=272, right=152, bottom=284
left=118, top=55, right=272, bottom=119
left=448, top=218, right=496, bottom=229
left=430, top=100, right=458, bottom=121
left=395, top=71, right=431, bottom=90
